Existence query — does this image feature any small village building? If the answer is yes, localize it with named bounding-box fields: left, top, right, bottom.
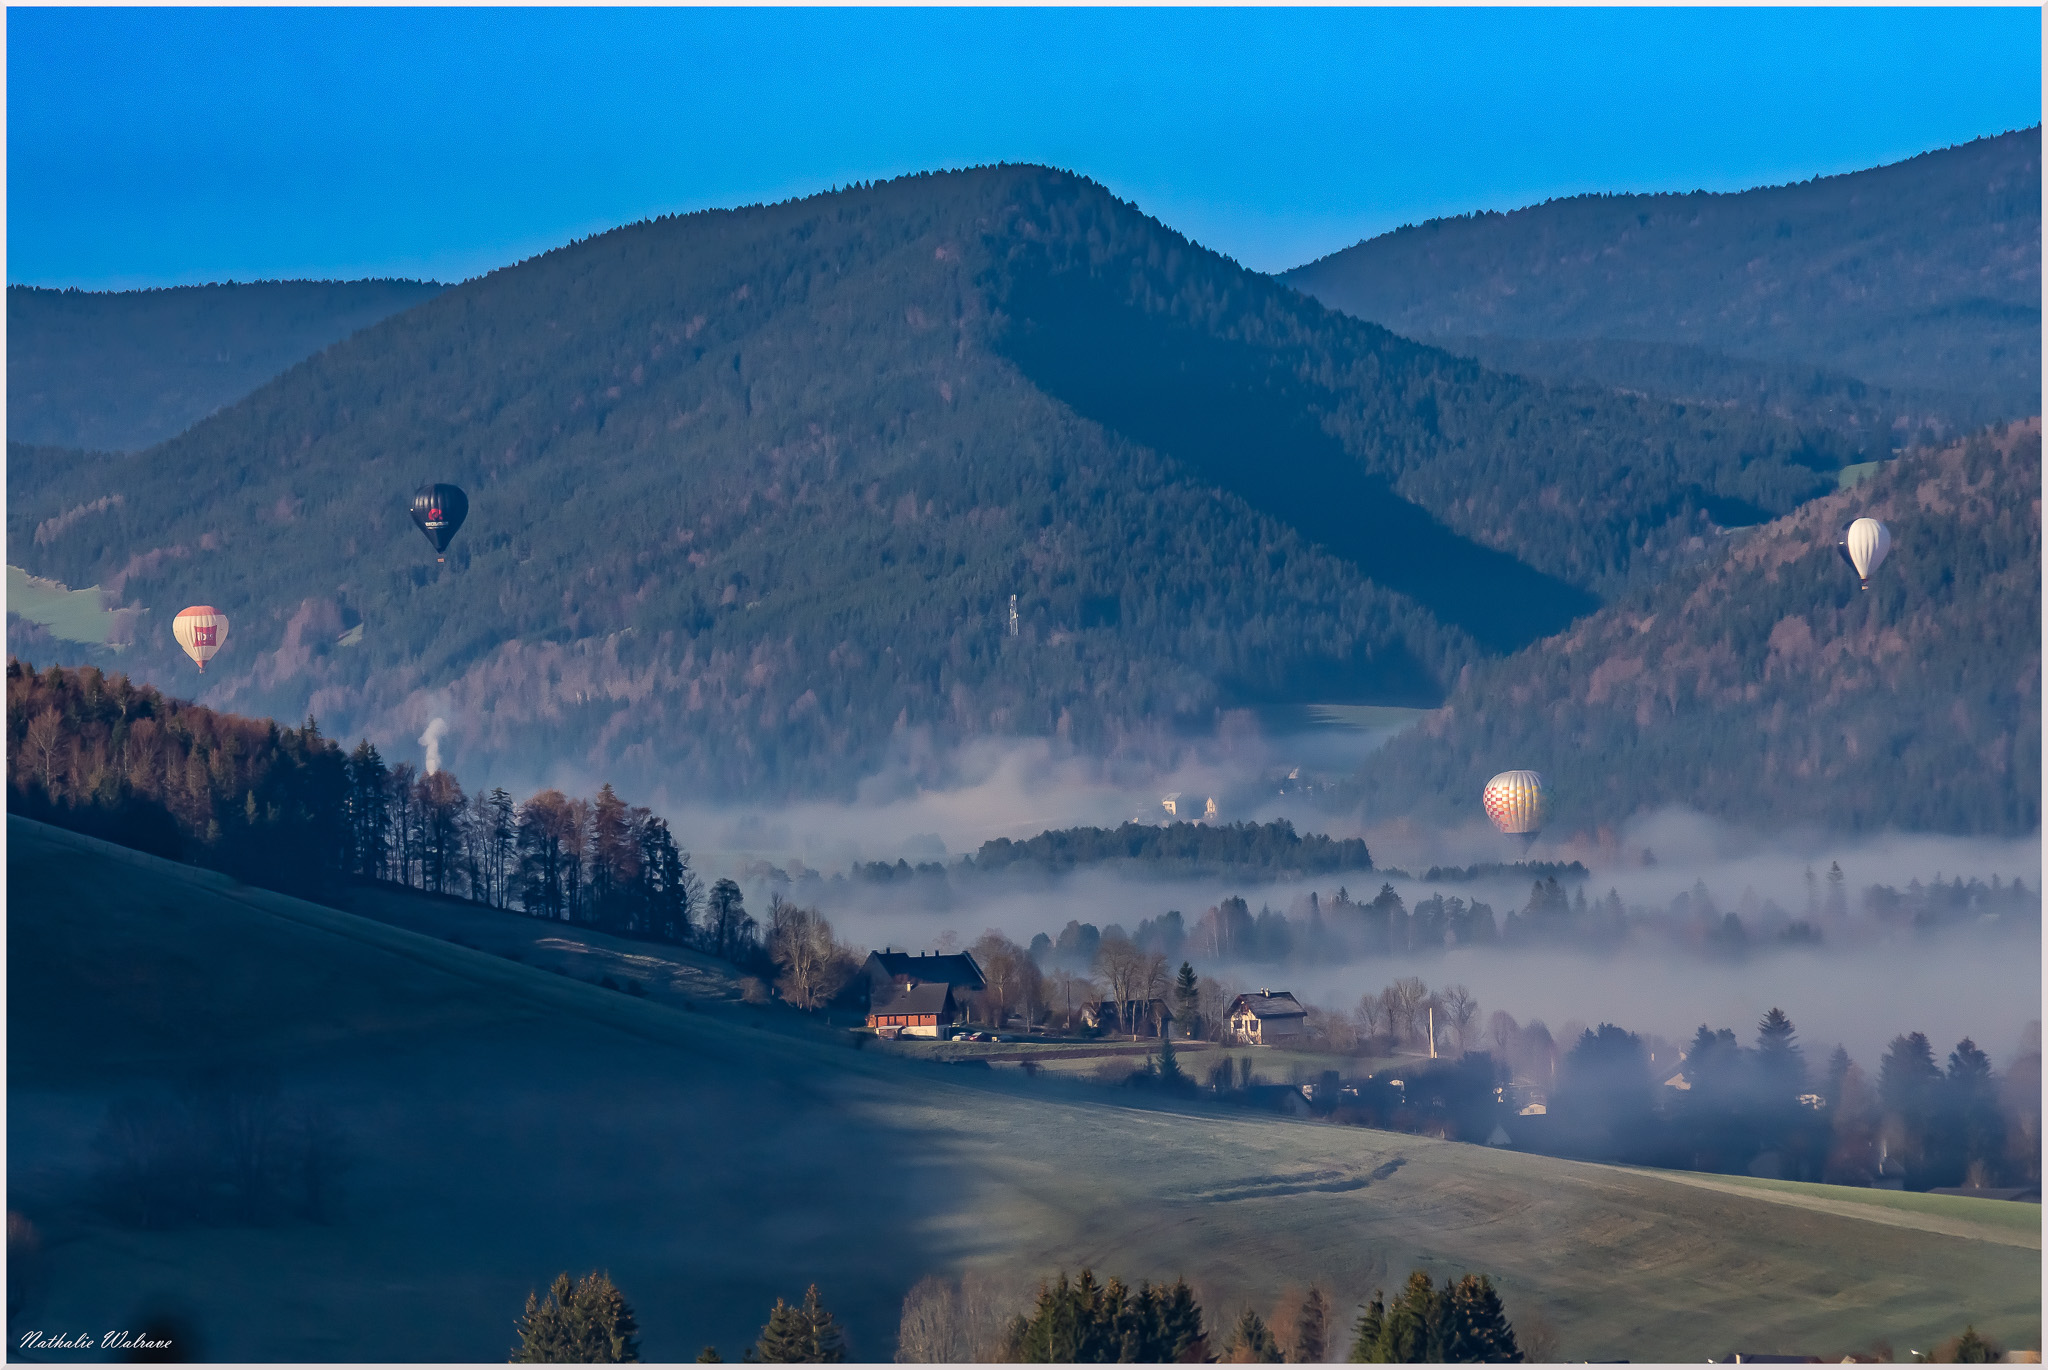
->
left=862, top=948, right=986, bottom=1036
left=1226, top=990, right=1306, bottom=1046
left=1080, top=998, right=1176, bottom=1039
left=868, top=981, right=964, bottom=1038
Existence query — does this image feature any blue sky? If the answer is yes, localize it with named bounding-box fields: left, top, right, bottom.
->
left=8, top=7, right=2040, bottom=288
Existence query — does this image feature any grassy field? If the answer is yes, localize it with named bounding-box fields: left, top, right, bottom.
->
left=6, top=564, right=123, bottom=645
left=8, top=817, right=2039, bottom=1363
left=1621, top=1168, right=2043, bottom=1242
left=1301, top=704, right=1434, bottom=732
left=1835, top=459, right=1891, bottom=489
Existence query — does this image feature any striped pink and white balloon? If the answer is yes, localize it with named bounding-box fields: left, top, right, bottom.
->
left=1482, top=770, right=1547, bottom=839
left=172, top=606, right=229, bottom=672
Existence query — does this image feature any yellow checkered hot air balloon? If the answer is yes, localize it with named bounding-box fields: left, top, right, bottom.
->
left=1482, top=770, right=1547, bottom=847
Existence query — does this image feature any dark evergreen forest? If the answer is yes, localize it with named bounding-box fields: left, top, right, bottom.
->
left=5, top=660, right=726, bottom=955
left=7, top=279, right=445, bottom=452
left=1352, top=421, right=2042, bottom=835
left=7, top=165, right=1865, bottom=801
left=1426, top=333, right=2015, bottom=456
left=969, top=820, right=1372, bottom=879
left=1285, top=128, right=2041, bottom=442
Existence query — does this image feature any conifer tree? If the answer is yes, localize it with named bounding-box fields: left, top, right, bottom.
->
left=1174, top=960, right=1201, bottom=1036
left=1349, top=1291, right=1386, bottom=1362
left=1349, top=1270, right=1521, bottom=1363
left=1223, top=1308, right=1284, bottom=1362
left=1012, top=1269, right=1118, bottom=1363
left=1156, top=1032, right=1189, bottom=1089
left=1443, top=1275, right=1522, bottom=1362
left=511, top=1271, right=640, bottom=1363
left=754, top=1285, right=846, bottom=1363
left=1825, top=861, right=1849, bottom=919
left=1292, top=1285, right=1328, bottom=1363
left=754, top=1296, right=812, bottom=1362
left=1951, top=1325, right=2002, bottom=1363
left=1369, top=1272, right=1435, bottom=1363
left=1147, top=1277, right=1208, bottom=1363
left=801, top=1285, right=847, bottom=1363
left=1011, top=1270, right=1204, bottom=1363
left=1755, top=1007, right=1805, bottom=1098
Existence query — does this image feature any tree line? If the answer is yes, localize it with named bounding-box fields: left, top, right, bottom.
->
left=1248, top=975, right=2040, bottom=1196
left=996, top=861, right=2034, bottom=985
left=1525, top=1011, right=2042, bottom=1192
left=511, top=1255, right=2027, bottom=1363
left=968, top=821, right=1374, bottom=879
left=4, top=659, right=768, bottom=966
left=1029, top=948, right=2040, bottom=1200
left=510, top=1261, right=1534, bottom=1363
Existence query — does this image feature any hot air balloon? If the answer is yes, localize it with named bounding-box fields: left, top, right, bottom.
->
left=1837, top=517, right=1891, bottom=590
left=410, top=483, right=469, bottom=561
left=172, top=606, right=229, bottom=672
left=1483, top=770, right=1547, bottom=847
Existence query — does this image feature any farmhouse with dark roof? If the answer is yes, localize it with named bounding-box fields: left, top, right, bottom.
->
left=862, top=948, right=985, bottom=1037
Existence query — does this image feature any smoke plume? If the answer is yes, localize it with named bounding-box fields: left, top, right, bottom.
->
left=419, top=718, right=448, bottom=776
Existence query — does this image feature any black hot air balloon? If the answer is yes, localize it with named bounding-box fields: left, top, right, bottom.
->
left=409, top=484, right=469, bottom=561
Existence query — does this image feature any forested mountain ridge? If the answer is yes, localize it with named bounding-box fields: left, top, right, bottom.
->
left=6, top=279, right=446, bottom=452
left=1417, top=335, right=2015, bottom=458
left=1352, top=419, right=2042, bottom=836
left=8, top=165, right=1858, bottom=799
left=1284, top=129, right=2041, bottom=445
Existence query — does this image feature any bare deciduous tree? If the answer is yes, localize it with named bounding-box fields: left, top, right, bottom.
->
left=895, top=1272, right=1022, bottom=1362
left=1383, top=977, right=1428, bottom=1047
left=1199, top=976, right=1237, bottom=1043
left=972, top=931, right=1031, bottom=1028
left=768, top=896, right=853, bottom=1010
left=24, top=707, right=63, bottom=796
left=1442, top=984, right=1479, bottom=1053
left=1095, top=935, right=1151, bottom=1036
left=1356, top=990, right=1388, bottom=1041
left=1488, top=1009, right=1520, bottom=1059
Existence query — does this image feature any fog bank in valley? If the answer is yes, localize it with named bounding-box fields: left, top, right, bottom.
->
left=411, top=722, right=2041, bottom=1069
left=629, top=740, right=2037, bottom=1072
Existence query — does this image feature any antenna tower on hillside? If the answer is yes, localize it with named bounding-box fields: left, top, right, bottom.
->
left=1009, top=593, right=1019, bottom=637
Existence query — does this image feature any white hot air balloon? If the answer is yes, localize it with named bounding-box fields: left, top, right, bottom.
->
left=1482, top=770, right=1547, bottom=847
left=172, top=606, right=229, bottom=672
left=1837, top=518, right=1892, bottom=590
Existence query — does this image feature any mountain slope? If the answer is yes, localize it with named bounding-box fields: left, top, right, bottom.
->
left=6, top=279, right=445, bottom=451
left=1352, top=420, right=2042, bottom=836
left=1284, top=129, right=2041, bottom=439
left=11, top=817, right=2038, bottom=1361
left=7, top=166, right=1855, bottom=799
left=1420, top=335, right=2014, bottom=456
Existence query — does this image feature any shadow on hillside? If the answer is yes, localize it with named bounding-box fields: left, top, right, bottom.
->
left=4, top=817, right=962, bottom=1361
left=992, top=262, right=1599, bottom=657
